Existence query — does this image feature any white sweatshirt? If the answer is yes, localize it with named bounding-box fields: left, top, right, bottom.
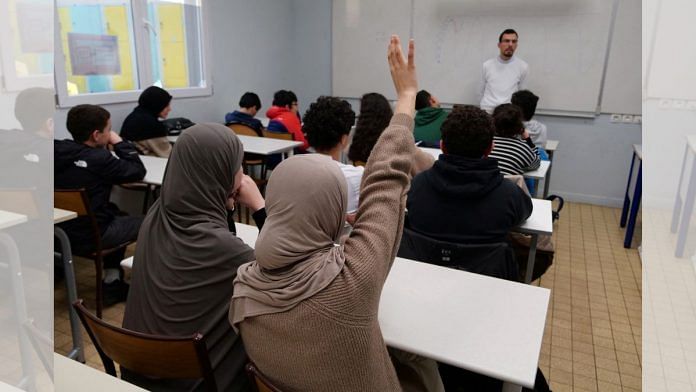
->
left=480, top=56, right=529, bottom=112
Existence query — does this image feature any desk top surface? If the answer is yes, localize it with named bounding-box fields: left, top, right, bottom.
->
left=53, top=208, right=78, bottom=224
left=633, top=144, right=642, bottom=160
left=138, top=155, right=168, bottom=186
left=124, top=223, right=548, bottom=387
left=545, top=140, right=559, bottom=151
left=419, top=147, right=551, bottom=180
left=167, top=133, right=302, bottom=155
left=517, top=199, right=553, bottom=235
left=0, top=210, right=27, bottom=230
left=54, top=353, right=148, bottom=391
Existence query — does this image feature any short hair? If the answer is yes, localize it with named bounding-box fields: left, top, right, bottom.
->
left=66, top=104, right=110, bottom=143
left=303, top=96, right=355, bottom=151
left=348, top=93, right=393, bottom=163
left=511, top=90, right=539, bottom=121
left=415, top=90, right=432, bottom=111
left=499, top=29, right=518, bottom=42
left=239, top=92, right=261, bottom=110
left=492, top=103, right=524, bottom=138
left=441, top=105, right=494, bottom=158
left=272, top=90, right=298, bottom=107
left=14, top=87, right=55, bottom=133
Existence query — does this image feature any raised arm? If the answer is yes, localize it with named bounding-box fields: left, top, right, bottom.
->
left=343, top=36, right=418, bottom=295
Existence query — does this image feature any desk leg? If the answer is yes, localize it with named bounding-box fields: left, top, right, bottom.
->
left=0, top=233, right=36, bottom=391
left=542, top=162, right=553, bottom=199
left=624, top=163, right=642, bottom=248
left=502, top=382, right=522, bottom=392
left=676, top=157, right=696, bottom=257
left=672, top=145, right=691, bottom=233
left=620, top=152, right=636, bottom=228
left=55, top=227, right=85, bottom=362
left=524, top=234, right=539, bottom=284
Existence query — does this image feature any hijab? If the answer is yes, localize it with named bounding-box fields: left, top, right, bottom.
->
left=120, top=86, right=172, bottom=141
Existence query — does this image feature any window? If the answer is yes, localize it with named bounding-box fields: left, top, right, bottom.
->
left=0, top=0, right=54, bottom=91
left=55, top=0, right=211, bottom=107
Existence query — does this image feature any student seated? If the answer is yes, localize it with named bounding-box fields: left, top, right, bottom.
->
left=511, top=89, right=549, bottom=160
left=265, top=89, right=309, bottom=152
left=120, top=86, right=173, bottom=158
left=414, top=89, right=448, bottom=147
left=348, top=92, right=393, bottom=165
left=302, top=96, right=362, bottom=213
left=230, top=35, right=440, bottom=391
left=488, top=103, right=540, bottom=175
left=225, top=92, right=264, bottom=136
left=55, top=104, right=146, bottom=304
left=122, top=123, right=266, bottom=391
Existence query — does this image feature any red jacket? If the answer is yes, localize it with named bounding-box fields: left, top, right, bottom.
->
left=266, top=106, right=309, bottom=151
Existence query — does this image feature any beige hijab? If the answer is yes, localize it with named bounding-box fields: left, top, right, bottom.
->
left=229, top=154, right=348, bottom=329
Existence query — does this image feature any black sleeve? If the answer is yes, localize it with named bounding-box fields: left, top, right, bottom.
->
left=252, top=208, right=267, bottom=230
left=513, top=186, right=534, bottom=226
left=227, top=209, right=237, bottom=234
left=523, top=136, right=536, bottom=149
left=95, top=142, right=146, bottom=183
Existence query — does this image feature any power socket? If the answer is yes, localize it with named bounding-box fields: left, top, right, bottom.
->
left=633, top=115, right=642, bottom=124
left=611, top=114, right=622, bottom=123
left=622, top=115, right=634, bottom=123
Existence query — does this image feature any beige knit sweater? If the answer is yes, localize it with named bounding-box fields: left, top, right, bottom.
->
left=239, top=113, right=427, bottom=391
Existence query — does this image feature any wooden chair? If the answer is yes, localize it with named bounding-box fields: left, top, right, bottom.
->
left=262, top=130, right=294, bottom=141
left=54, top=189, right=136, bottom=318
left=72, top=300, right=217, bottom=391
left=245, top=362, right=283, bottom=392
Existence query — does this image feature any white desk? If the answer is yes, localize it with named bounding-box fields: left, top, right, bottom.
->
left=139, top=155, right=168, bottom=186
left=0, top=210, right=27, bottom=230
left=167, top=134, right=302, bottom=157
left=544, top=140, right=558, bottom=152
left=542, top=140, right=558, bottom=198
left=0, top=381, right=24, bottom=391
left=517, top=199, right=554, bottom=283
left=54, top=353, right=148, bottom=392
left=53, top=208, right=77, bottom=224
left=381, top=257, right=550, bottom=390
left=123, top=223, right=548, bottom=389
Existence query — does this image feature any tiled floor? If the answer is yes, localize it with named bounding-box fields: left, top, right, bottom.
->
left=54, top=202, right=643, bottom=391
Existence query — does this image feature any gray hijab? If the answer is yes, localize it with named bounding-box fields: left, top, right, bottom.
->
left=229, top=154, right=348, bottom=329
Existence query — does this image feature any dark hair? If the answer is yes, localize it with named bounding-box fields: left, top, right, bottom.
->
left=138, top=86, right=172, bottom=115
left=239, top=92, right=261, bottom=110
left=492, top=103, right=524, bottom=138
left=498, top=29, right=518, bottom=43
left=441, top=105, right=494, bottom=158
left=348, top=93, right=393, bottom=163
left=511, top=90, right=539, bottom=121
left=66, top=104, right=111, bottom=143
left=303, top=96, right=355, bottom=152
left=272, top=90, right=298, bottom=108
left=14, top=87, right=55, bottom=133
left=415, top=90, right=432, bottom=111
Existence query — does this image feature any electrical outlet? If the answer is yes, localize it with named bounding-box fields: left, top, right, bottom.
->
left=622, top=115, right=634, bottom=123
left=611, top=114, right=622, bottom=123
left=659, top=99, right=672, bottom=109
left=674, top=100, right=686, bottom=109
left=633, top=115, right=642, bottom=124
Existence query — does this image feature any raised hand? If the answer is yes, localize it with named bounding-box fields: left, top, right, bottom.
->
left=387, top=35, right=417, bottom=117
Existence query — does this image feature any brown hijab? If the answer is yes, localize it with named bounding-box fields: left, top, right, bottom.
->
left=229, top=154, right=348, bottom=329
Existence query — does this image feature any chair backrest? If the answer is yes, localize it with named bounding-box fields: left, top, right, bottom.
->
left=228, top=123, right=262, bottom=137
left=262, top=130, right=293, bottom=141
left=72, top=300, right=217, bottom=391
left=54, top=189, right=90, bottom=216
left=245, top=363, right=283, bottom=392
left=398, top=227, right=519, bottom=281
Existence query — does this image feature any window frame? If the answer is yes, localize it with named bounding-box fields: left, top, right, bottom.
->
left=54, top=0, right=213, bottom=108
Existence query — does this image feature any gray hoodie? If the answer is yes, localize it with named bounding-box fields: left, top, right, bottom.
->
left=524, top=119, right=547, bottom=146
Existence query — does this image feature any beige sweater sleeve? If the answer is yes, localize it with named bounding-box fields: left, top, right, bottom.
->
left=339, top=113, right=415, bottom=307
left=136, top=137, right=172, bottom=158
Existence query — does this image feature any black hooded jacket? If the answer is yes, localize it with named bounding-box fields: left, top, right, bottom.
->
left=406, top=154, right=532, bottom=244
left=54, top=139, right=146, bottom=246
left=120, top=86, right=172, bottom=142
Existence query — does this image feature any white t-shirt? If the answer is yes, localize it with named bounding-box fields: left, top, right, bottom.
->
left=336, top=161, right=364, bottom=213
left=480, top=56, right=529, bottom=112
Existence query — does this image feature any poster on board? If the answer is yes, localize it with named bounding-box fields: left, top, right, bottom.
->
left=68, top=33, right=121, bottom=75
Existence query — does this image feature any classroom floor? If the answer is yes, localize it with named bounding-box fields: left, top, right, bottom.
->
left=53, top=202, right=643, bottom=391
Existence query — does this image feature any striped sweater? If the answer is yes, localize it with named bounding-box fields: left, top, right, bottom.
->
left=489, top=136, right=540, bottom=175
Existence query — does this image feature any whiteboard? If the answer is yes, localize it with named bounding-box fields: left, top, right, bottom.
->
left=333, top=0, right=619, bottom=115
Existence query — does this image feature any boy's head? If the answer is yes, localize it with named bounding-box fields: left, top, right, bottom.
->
left=239, top=92, right=262, bottom=115
left=66, top=104, right=111, bottom=146
left=272, top=90, right=299, bottom=114
left=492, top=103, right=524, bottom=138
left=303, top=96, right=355, bottom=153
left=511, top=90, right=539, bottom=121
left=415, top=90, right=440, bottom=111
left=15, top=87, right=55, bottom=137
left=440, top=105, right=495, bottom=158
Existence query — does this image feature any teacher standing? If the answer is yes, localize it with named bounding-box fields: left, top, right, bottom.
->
left=480, top=28, right=528, bottom=113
